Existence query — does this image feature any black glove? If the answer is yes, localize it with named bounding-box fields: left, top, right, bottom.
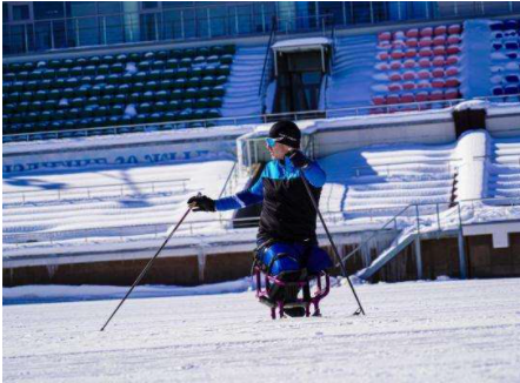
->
left=188, top=195, right=216, bottom=212
left=286, top=150, right=310, bottom=169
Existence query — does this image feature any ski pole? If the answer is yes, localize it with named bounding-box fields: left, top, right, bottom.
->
left=300, top=174, right=366, bottom=316
left=100, top=206, right=193, bottom=331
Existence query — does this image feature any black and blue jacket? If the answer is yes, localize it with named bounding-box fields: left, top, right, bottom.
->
left=216, top=158, right=326, bottom=244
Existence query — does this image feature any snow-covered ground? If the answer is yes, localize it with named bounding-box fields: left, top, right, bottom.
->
left=3, top=278, right=520, bottom=383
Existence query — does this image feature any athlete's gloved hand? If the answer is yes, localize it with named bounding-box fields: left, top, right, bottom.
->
left=286, top=150, right=310, bottom=169
left=188, top=195, right=216, bottom=212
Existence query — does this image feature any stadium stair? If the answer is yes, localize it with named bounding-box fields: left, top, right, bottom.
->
left=220, top=45, right=267, bottom=121
left=326, top=34, right=378, bottom=114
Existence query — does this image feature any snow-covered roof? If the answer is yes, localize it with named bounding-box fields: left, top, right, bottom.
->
left=271, top=37, right=331, bottom=52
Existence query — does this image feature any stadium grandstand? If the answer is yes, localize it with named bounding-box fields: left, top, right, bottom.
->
left=3, top=1, right=520, bottom=289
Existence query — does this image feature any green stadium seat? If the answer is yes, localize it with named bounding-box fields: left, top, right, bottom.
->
left=41, top=79, right=53, bottom=90
left=49, top=59, right=62, bottom=69
left=215, top=75, right=228, bottom=84
left=199, top=86, right=212, bottom=97
left=129, top=92, right=141, bottom=103
left=102, top=55, right=115, bottom=65
left=156, top=50, right=169, bottom=60
left=48, top=89, right=61, bottom=100
left=180, top=57, right=192, bottom=68
left=128, top=52, right=141, bottom=62
left=163, top=68, right=176, bottom=79
left=98, top=64, right=110, bottom=74
left=143, top=91, right=155, bottom=102
left=118, top=84, right=131, bottom=94
left=111, top=63, right=124, bottom=74
left=175, top=78, right=187, bottom=88
left=181, top=99, right=194, bottom=109
left=201, top=76, right=215, bottom=87
left=108, top=74, right=122, bottom=84
left=20, top=91, right=33, bottom=103
left=23, top=61, right=35, bottom=71
left=221, top=54, right=233, bottom=65
left=155, top=90, right=168, bottom=101
left=152, top=60, right=165, bottom=69
left=89, top=56, right=101, bottom=66
left=84, top=65, right=97, bottom=76
left=100, top=95, right=112, bottom=105
left=80, top=76, right=93, bottom=85
left=114, top=94, right=127, bottom=104
left=71, top=66, right=83, bottom=76
left=166, top=58, right=179, bottom=68
left=187, top=77, right=200, bottom=88
left=17, top=71, right=29, bottom=81
left=29, top=69, right=43, bottom=80
left=63, top=59, right=74, bottom=68
left=138, top=61, right=151, bottom=71
left=43, top=69, right=55, bottom=79
left=116, top=54, right=127, bottom=63
left=208, top=97, right=223, bottom=108
left=207, top=108, right=220, bottom=118
left=212, top=85, right=225, bottom=97
left=195, top=98, right=209, bottom=109
left=193, top=56, right=206, bottom=65
left=57, top=68, right=69, bottom=78
left=26, top=80, right=38, bottom=91
left=8, top=91, right=21, bottom=103
left=144, top=52, right=155, bottom=60
left=145, top=80, right=158, bottom=91
left=177, top=67, right=189, bottom=78
left=217, top=65, right=231, bottom=76
left=185, top=87, right=198, bottom=98
left=75, top=57, right=88, bottom=67
left=207, top=55, right=220, bottom=63
left=44, top=99, right=58, bottom=110
left=94, top=75, right=106, bottom=83
left=149, top=70, right=162, bottom=81
left=5, top=73, right=16, bottom=82
left=171, top=89, right=183, bottom=100
left=105, top=84, right=116, bottom=95
left=135, top=71, right=147, bottom=82
left=160, top=79, right=173, bottom=90
left=66, top=78, right=79, bottom=88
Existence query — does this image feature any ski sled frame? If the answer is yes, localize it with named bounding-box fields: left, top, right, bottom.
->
left=253, top=265, right=330, bottom=319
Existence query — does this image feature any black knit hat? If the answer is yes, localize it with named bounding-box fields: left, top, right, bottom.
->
left=269, top=120, right=301, bottom=149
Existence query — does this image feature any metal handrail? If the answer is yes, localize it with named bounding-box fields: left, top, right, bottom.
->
left=258, top=16, right=277, bottom=97
left=340, top=196, right=520, bottom=267
left=4, top=94, right=520, bottom=143
left=2, top=178, right=189, bottom=196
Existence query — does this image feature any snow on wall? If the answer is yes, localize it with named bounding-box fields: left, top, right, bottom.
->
left=454, top=129, right=491, bottom=201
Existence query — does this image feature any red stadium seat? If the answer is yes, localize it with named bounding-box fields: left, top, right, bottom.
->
left=416, top=91, right=429, bottom=102
left=390, top=61, right=402, bottom=70
left=417, top=80, right=431, bottom=89
left=445, top=78, right=460, bottom=88
left=429, top=90, right=444, bottom=100
left=372, top=95, right=387, bottom=105
left=420, top=27, right=433, bottom=37
left=392, top=40, right=406, bottom=48
left=432, top=79, right=445, bottom=88
left=445, top=89, right=460, bottom=99
left=446, top=66, right=459, bottom=76
left=446, top=45, right=461, bottom=55
left=378, top=31, right=392, bottom=41
left=393, top=30, right=405, bottom=40
left=432, top=68, right=445, bottom=78
left=403, top=71, right=416, bottom=81
left=433, top=45, right=446, bottom=56
left=388, top=83, right=402, bottom=92
left=419, top=58, right=431, bottom=68
left=419, top=47, right=433, bottom=57
left=391, top=50, right=405, bottom=60
left=434, top=25, right=447, bottom=35
left=433, top=35, right=447, bottom=46
left=432, top=56, right=446, bottom=67
left=405, top=48, right=417, bottom=58
left=389, top=72, right=402, bottom=81
left=405, top=38, right=418, bottom=48
left=403, top=81, right=416, bottom=90
left=387, top=94, right=399, bottom=104
left=418, top=70, right=431, bottom=80
left=446, top=55, right=459, bottom=65
left=419, top=37, right=433, bottom=47
left=377, top=52, right=389, bottom=60
left=406, top=28, right=419, bottom=38
left=400, top=93, right=415, bottom=103
left=378, top=42, right=392, bottom=49
left=375, top=63, right=389, bottom=71
left=403, top=59, right=416, bottom=68
left=447, top=34, right=461, bottom=45
left=448, top=24, right=461, bottom=34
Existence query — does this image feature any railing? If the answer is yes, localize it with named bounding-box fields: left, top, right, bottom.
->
left=340, top=196, right=520, bottom=269
left=7, top=93, right=520, bottom=144
left=2, top=98, right=470, bottom=144
left=5, top=3, right=519, bottom=57
left=258, top=16, right=277, bottom=99
left=3, top=178, right=190, bottom=205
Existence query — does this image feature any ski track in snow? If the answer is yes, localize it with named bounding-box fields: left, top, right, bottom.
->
left=3, top=278, right=520, bottom=383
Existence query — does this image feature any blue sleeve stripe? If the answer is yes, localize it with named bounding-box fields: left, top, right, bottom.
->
left=303, top=162, right=326, bottom=188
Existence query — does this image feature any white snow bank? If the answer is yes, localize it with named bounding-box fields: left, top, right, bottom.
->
left=3, top=278, right=252, bottom=304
